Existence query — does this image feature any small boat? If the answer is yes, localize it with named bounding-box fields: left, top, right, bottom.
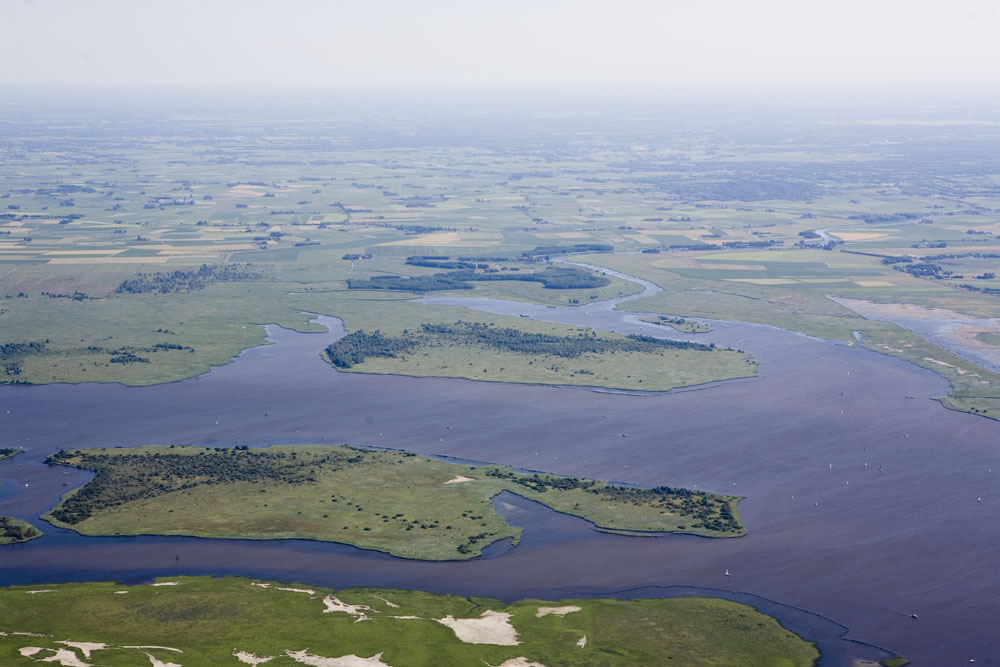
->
left=725, top=569, right=731, bottom=576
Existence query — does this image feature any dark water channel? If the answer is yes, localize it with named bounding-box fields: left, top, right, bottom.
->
left=2, top=267, right=999, bottom=665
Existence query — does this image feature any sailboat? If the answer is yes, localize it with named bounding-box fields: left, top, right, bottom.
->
left=724, top=569, right=731, bottom=577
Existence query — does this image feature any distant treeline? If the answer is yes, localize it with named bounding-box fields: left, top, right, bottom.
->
left=847, top=212, right=923, bottom=224
left=420, top=322, right=714, bottom=357
left=347, top=266, right=610, bottom=292
left=326, top=321, right=719, bottom=369
left=522, top=243, right=613, bottom=257
left=892, top=262, right=957, bottom=279
left=116, top=263, right=263, bottom=295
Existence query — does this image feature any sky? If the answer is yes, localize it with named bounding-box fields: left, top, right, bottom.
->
left=1, top=0, right=1000, bottom=88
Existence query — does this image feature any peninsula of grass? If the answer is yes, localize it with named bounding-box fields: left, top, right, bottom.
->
left=0, top=576, right=819, bottom=667
left=323, top=321, right=756, bottom=391
left=42, top=445, right=743, bottom=560
left=640, top=315, right=713, bottom=333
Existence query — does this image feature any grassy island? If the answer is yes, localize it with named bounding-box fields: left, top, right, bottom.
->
left=43, top=445, right=743, bottom=560
left=640, top=315, right=714, bottom=333
left=323, top=320, right=755, bottom=391
left=0, top=576, right=820, bottom=666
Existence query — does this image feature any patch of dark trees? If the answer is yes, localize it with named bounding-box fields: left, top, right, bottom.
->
left=44, top=446, right=379, bottom=525
left=325, top=330, right=418, bottom=368
left=115, top=263, right=263, bottom=295
left=959, top=284, right=1000, bottom=295
left=892, top=262, right=960, bottom=279
left=0, top=516, right=40, bottom=542
left=0, top=341, right=47, bottom=360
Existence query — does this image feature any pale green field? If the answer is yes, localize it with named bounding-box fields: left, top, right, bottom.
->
left=0, top=576, right=820, bottom=666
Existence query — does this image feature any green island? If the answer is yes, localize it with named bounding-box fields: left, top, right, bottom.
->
left=323, top=319, right=755, bottom=391
left=0, top=449, right=41, bottom=545
left=639, top=315, right=713, bottom=333
left=43, top=445, right=743, bottom=560
left=0, top=576, right=819, bottom=666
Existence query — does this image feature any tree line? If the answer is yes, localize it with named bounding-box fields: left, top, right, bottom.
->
left=115, top=263, right=263, bottom=295
left=325, top=321, right=719, bottom=369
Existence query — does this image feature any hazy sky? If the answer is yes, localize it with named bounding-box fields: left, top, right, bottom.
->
left=2, top=0, right=999, bottom=87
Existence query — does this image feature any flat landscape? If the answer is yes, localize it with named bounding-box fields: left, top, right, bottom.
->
left=2, top=88, right=1000, bottom=665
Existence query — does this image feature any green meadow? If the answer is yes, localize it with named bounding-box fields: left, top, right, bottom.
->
left=0, top=576, right=820, bottom=666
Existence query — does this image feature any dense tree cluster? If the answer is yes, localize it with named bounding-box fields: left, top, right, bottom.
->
left=115, top=263, right=263, bottom=295
left=0, top=516, right=40, bottom=543
left=45, top=447, right=378, bottom=525
left=0, top=448, right=19, bottom=460
left=0, top=341, right=46, bottom=360
left=405, top=257, right=479, bottom=269
left=892, top=262, right=951, bottom=278
left=325, top=330, right=418, bottom=368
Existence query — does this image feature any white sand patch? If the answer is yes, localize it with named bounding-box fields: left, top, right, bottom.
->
left=143, top=652, right=181, bottom=667
left=149, top=582, right=180, bottom=587
left=577, top=635, right=587, bottom=648
left=322, top=596, right=374, bottom=622
left=234, top=650, right=275, bottom=665
left=114, top=591, right=129, bottom=594
left=251, top=583, right=272, bottom=588
left=534, top=606, right=581, bottom=618
left=14, top=632, right=52, bottom=637
left=923, top=357, right=968, bottom=373
left=436, top=610, right=519, bottom=645
left=20, top=647, right=91, bottom=666
left=285, top=649, right=391, bottom=666
left=372, top=596, right=399, bottom=608
left=489, top=658, right=546, bottom=667
left=26, top=590, right=55, bottom=594
left=390, top=615, right=421, bottom=620
left=277, top=587, right=316, bottom=595
left=122, top=646, right=183, bottom=653
left=55, top=642, right=106, bottom=658
left=444, top=475, right=474, bottom=484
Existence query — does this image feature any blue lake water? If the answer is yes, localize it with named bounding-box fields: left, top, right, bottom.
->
left=2, top=267, right=998, bottom=665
